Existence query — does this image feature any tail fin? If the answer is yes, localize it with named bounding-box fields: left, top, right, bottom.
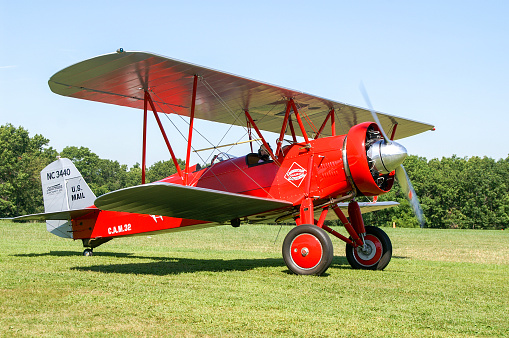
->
left=41, top=157, right=96, bottom=238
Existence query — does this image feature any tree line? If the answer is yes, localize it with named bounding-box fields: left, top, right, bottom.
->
left=362, top=155, right=508, bottom=229
left=0, top=124, right=182, bottom=218
left=1, top=123, right=507, bottom=229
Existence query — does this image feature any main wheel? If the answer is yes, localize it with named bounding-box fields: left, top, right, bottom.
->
left=346, top=226, right=392, bottom=270
left=282, top=224, right=334, bottom=275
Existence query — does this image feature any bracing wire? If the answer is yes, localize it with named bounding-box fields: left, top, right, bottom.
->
left=146, top=87, right=276, bottom=197
left=295, top=101, right=318, bottom=135
left=273, top=223, right=284, bottom=245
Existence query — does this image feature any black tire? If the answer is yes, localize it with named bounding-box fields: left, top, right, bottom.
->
left=346, top=226, right=392, bottom=270
left=83, top=248, right=93, bottom=256
left=282, top=224, right=334, bottom=275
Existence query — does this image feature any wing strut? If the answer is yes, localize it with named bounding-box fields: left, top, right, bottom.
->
left=184, top=75, right=198, bottom=185
left=142, top=91, right=184, bottom=184
left=275, top=100, right=293, bottom=156
left=244, top=110, right=280, bottom=166
left=288, top=116, right=298, bottom=142
left=390, top=123, right=399, bottom=141
left=314, top=108, right=336, bottom=139
left=274, top=98, right=317, bottom=156
left=246, top=97, right=317, bottom=163
left=289, top=99, right=311, bottom=146
left=142, top=92, right=148, bottom=184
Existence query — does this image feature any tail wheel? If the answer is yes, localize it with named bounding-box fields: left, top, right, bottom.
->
left=282, top=224, right=334, bottom=275
left=83, top=248, right=93, bottom=256
left=346, top=226, right=392, bottom=270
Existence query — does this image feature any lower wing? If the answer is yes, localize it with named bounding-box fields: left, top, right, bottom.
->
left=336, top=201, right=399, bottom=214
left=95, top=182, right=292, bottom=223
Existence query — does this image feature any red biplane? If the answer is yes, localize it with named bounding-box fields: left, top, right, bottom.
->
left=15, top=50, right=433, bottom=275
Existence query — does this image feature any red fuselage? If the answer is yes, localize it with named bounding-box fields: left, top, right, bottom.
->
left=71, top=122, right=393, bottom=241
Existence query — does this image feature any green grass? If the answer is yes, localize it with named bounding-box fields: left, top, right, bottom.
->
left=0, top=221, right=508, bottom=337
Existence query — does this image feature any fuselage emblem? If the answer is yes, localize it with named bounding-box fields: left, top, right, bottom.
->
left=284, top=162, right=307, bottom=187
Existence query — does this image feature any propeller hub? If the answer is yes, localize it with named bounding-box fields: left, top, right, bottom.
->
left=367, top=140, right=407, bottom=174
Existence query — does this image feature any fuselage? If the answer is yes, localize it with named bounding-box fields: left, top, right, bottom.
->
left=71, top=135, right=352, bottom=240
left=165, top=134, right=350, bottom=204
left=71, top=122, right=399, bottom=241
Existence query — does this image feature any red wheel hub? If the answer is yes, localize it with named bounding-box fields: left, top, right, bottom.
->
left=353, top=234, right=382, bottom=266
left=290, top=233, right=323, bottom=269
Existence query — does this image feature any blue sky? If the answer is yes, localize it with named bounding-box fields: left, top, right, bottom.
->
left=1, top=1, right=508, bottom=166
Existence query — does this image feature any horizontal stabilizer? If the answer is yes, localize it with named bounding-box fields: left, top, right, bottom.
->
left=12, top=207, right=98, bottom=222
left=95, top=183, right=292, bottom=223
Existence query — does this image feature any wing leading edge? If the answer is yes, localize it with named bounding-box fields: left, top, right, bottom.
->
left=49, top=51, right=434, bottom=140
left=95, top=182, right=293, bottom=223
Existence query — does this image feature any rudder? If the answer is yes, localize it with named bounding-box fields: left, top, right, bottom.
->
left=41, top=157, right=96, bottom=238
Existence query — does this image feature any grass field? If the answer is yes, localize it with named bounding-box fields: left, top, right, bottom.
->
left=1, top=221, right=508, bottom=337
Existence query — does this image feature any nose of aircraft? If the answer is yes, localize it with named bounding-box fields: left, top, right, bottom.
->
left=367, top=140, right=408, bottom=174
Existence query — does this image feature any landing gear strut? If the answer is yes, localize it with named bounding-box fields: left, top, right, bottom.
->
left=281, top=200, right=393, bottom=275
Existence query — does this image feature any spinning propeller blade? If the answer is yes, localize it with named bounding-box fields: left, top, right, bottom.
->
left=360, top=83, right=425, bottom=227
left=395, top=165, right=425, bottom=228
left=359, top=82, right=390, bottom=143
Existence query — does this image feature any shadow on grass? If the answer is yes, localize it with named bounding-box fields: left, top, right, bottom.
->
left=14, top=251, right=134, bottom=258
left=280, top=257, right=351, bottom=276
left=14, top=251, right=355, bottom=276
left=331, top=256, right=351, bottom=269
left=72, top=257, right=286, bottom=275
left=75, top=257, right=354, bottom=276
left=14, top=251, right=285, bottom=275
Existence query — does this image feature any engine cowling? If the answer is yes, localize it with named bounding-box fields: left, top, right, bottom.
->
left=344, top=122, right=407, bottom=196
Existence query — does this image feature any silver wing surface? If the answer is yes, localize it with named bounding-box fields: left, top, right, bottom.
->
left=49, top=51, right=434, bottom=139
left=95, top=182, right=292, bottom=223
left=12, top=207, right=98, bottom=221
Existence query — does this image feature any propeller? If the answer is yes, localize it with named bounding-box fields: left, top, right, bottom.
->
left=359, top=83, right=425, bottom=228
left=394, top=164, right=425, bottom=228
left=360, top=82, right=390, bottom=143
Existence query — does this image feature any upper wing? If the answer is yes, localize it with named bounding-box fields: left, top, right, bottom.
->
left=95, top=182, right=292, bottom=223
left=49, top=51, right=434, bottom=140
left=11, top=207, right=98, bottom=221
